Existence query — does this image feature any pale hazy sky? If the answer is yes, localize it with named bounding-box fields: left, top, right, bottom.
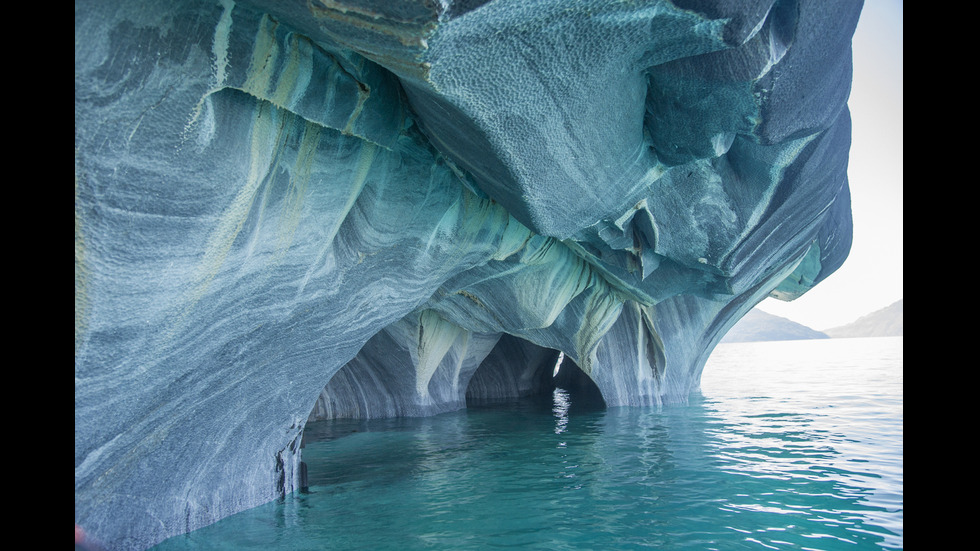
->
left=757, top=0, right=903, bottom=330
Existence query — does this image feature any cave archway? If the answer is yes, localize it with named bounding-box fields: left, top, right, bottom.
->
left=464, top=334, right=605, bottom=412
left=303, top=328, right=606, bottom=429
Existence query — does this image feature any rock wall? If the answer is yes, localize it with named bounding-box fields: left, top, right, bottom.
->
left=75, top=0, right=860, bottom=548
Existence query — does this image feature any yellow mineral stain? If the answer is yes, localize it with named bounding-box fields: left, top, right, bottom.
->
left=212, top=0, right=235, bottom=88
left=323, top=61, right=339, bottom=113
left=449, top=330, right=471, bottom=398
left=270, top=33, right=312, bottom=110
left=573, top=285, right=626, bottom=376
left=178, top=100, right=286, bottom=329
left=455, top=289, right=485, bottom=309
left=242, top=15, right=280, bottom=101
left=415, top=310, right=462, bottom=400
left=180, top=0, right=235, bottom=144
left=343, top=80, right=371, bottom=136
left=276, top=120, right=322, bottom=258
left=330, top=140, right=376, bottom=243
left=308, top=0, right=437, bottom=49
left=639, top=303, right=666, bottom=378
left=510, top=238, right=596, bottom=329
left=294, top=140, right=377, bottom=298
left=492, top=215, right=534, bottom=261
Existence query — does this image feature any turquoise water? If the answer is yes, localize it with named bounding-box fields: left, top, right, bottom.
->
left=153, top=336, right=902, bottom=550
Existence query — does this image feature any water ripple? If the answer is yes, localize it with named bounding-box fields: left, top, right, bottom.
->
left=153, top=338, right=902, bottom=551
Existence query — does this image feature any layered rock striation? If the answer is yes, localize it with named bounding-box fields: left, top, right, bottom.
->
left=75, top=0, right=860, bottom=548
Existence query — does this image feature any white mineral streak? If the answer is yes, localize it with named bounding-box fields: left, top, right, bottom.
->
left=212, top=0, right=235, bottom=88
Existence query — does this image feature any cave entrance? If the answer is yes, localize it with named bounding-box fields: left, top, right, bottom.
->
left=299, top=333, right=605, bottom=491
left=464, top=334, right=605, bottom=413
left=549, top=353, right=606, bottom=412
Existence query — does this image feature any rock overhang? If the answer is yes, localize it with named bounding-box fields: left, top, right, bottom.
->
left=75, top=1, right=861, bottom=549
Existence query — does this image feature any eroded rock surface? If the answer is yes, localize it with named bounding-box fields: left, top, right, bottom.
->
left=75, top=1, right=860, bottom=548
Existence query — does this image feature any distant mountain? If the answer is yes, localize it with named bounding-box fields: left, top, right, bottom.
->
left=823, top=299, right=903, bottom=338
left=721, top=308, right=829, bottom=343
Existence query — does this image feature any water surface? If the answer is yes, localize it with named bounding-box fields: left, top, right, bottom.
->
left=153, top=336, right=903, bottom=550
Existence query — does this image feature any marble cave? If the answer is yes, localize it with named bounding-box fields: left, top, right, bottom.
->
left=74, top=0, right=860, bottom=548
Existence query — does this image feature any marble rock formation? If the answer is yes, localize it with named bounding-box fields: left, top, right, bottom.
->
left=75, top=0, right=860, bottom=548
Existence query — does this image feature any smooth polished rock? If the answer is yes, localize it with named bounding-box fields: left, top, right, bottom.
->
left=75, top=1, right=860, bottom=549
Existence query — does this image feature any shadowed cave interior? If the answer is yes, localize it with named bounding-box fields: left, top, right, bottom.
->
left=298, top=333, right=606, bottom=492
left=301, top=333, right=606, bottom=451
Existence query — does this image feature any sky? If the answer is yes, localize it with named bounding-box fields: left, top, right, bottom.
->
left=756, top=0, right=904, bottom=331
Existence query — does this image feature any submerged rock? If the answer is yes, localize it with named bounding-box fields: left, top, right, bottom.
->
left=74, top=0, right=860, bottom=548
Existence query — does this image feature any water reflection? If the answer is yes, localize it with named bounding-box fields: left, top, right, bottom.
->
left=553, top=388, right=570, bottom=435
left=155, top=339, right=902, bottom=551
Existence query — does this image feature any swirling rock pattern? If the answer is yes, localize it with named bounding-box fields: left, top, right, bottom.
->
left=74, top=0, right=860, bottom=548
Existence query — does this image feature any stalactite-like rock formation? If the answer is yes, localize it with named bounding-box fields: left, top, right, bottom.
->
left=74, top=0, right=860, bottom=548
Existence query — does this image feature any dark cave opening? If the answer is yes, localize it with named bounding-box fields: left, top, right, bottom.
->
left=464, top=334, right=605, bottom=413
